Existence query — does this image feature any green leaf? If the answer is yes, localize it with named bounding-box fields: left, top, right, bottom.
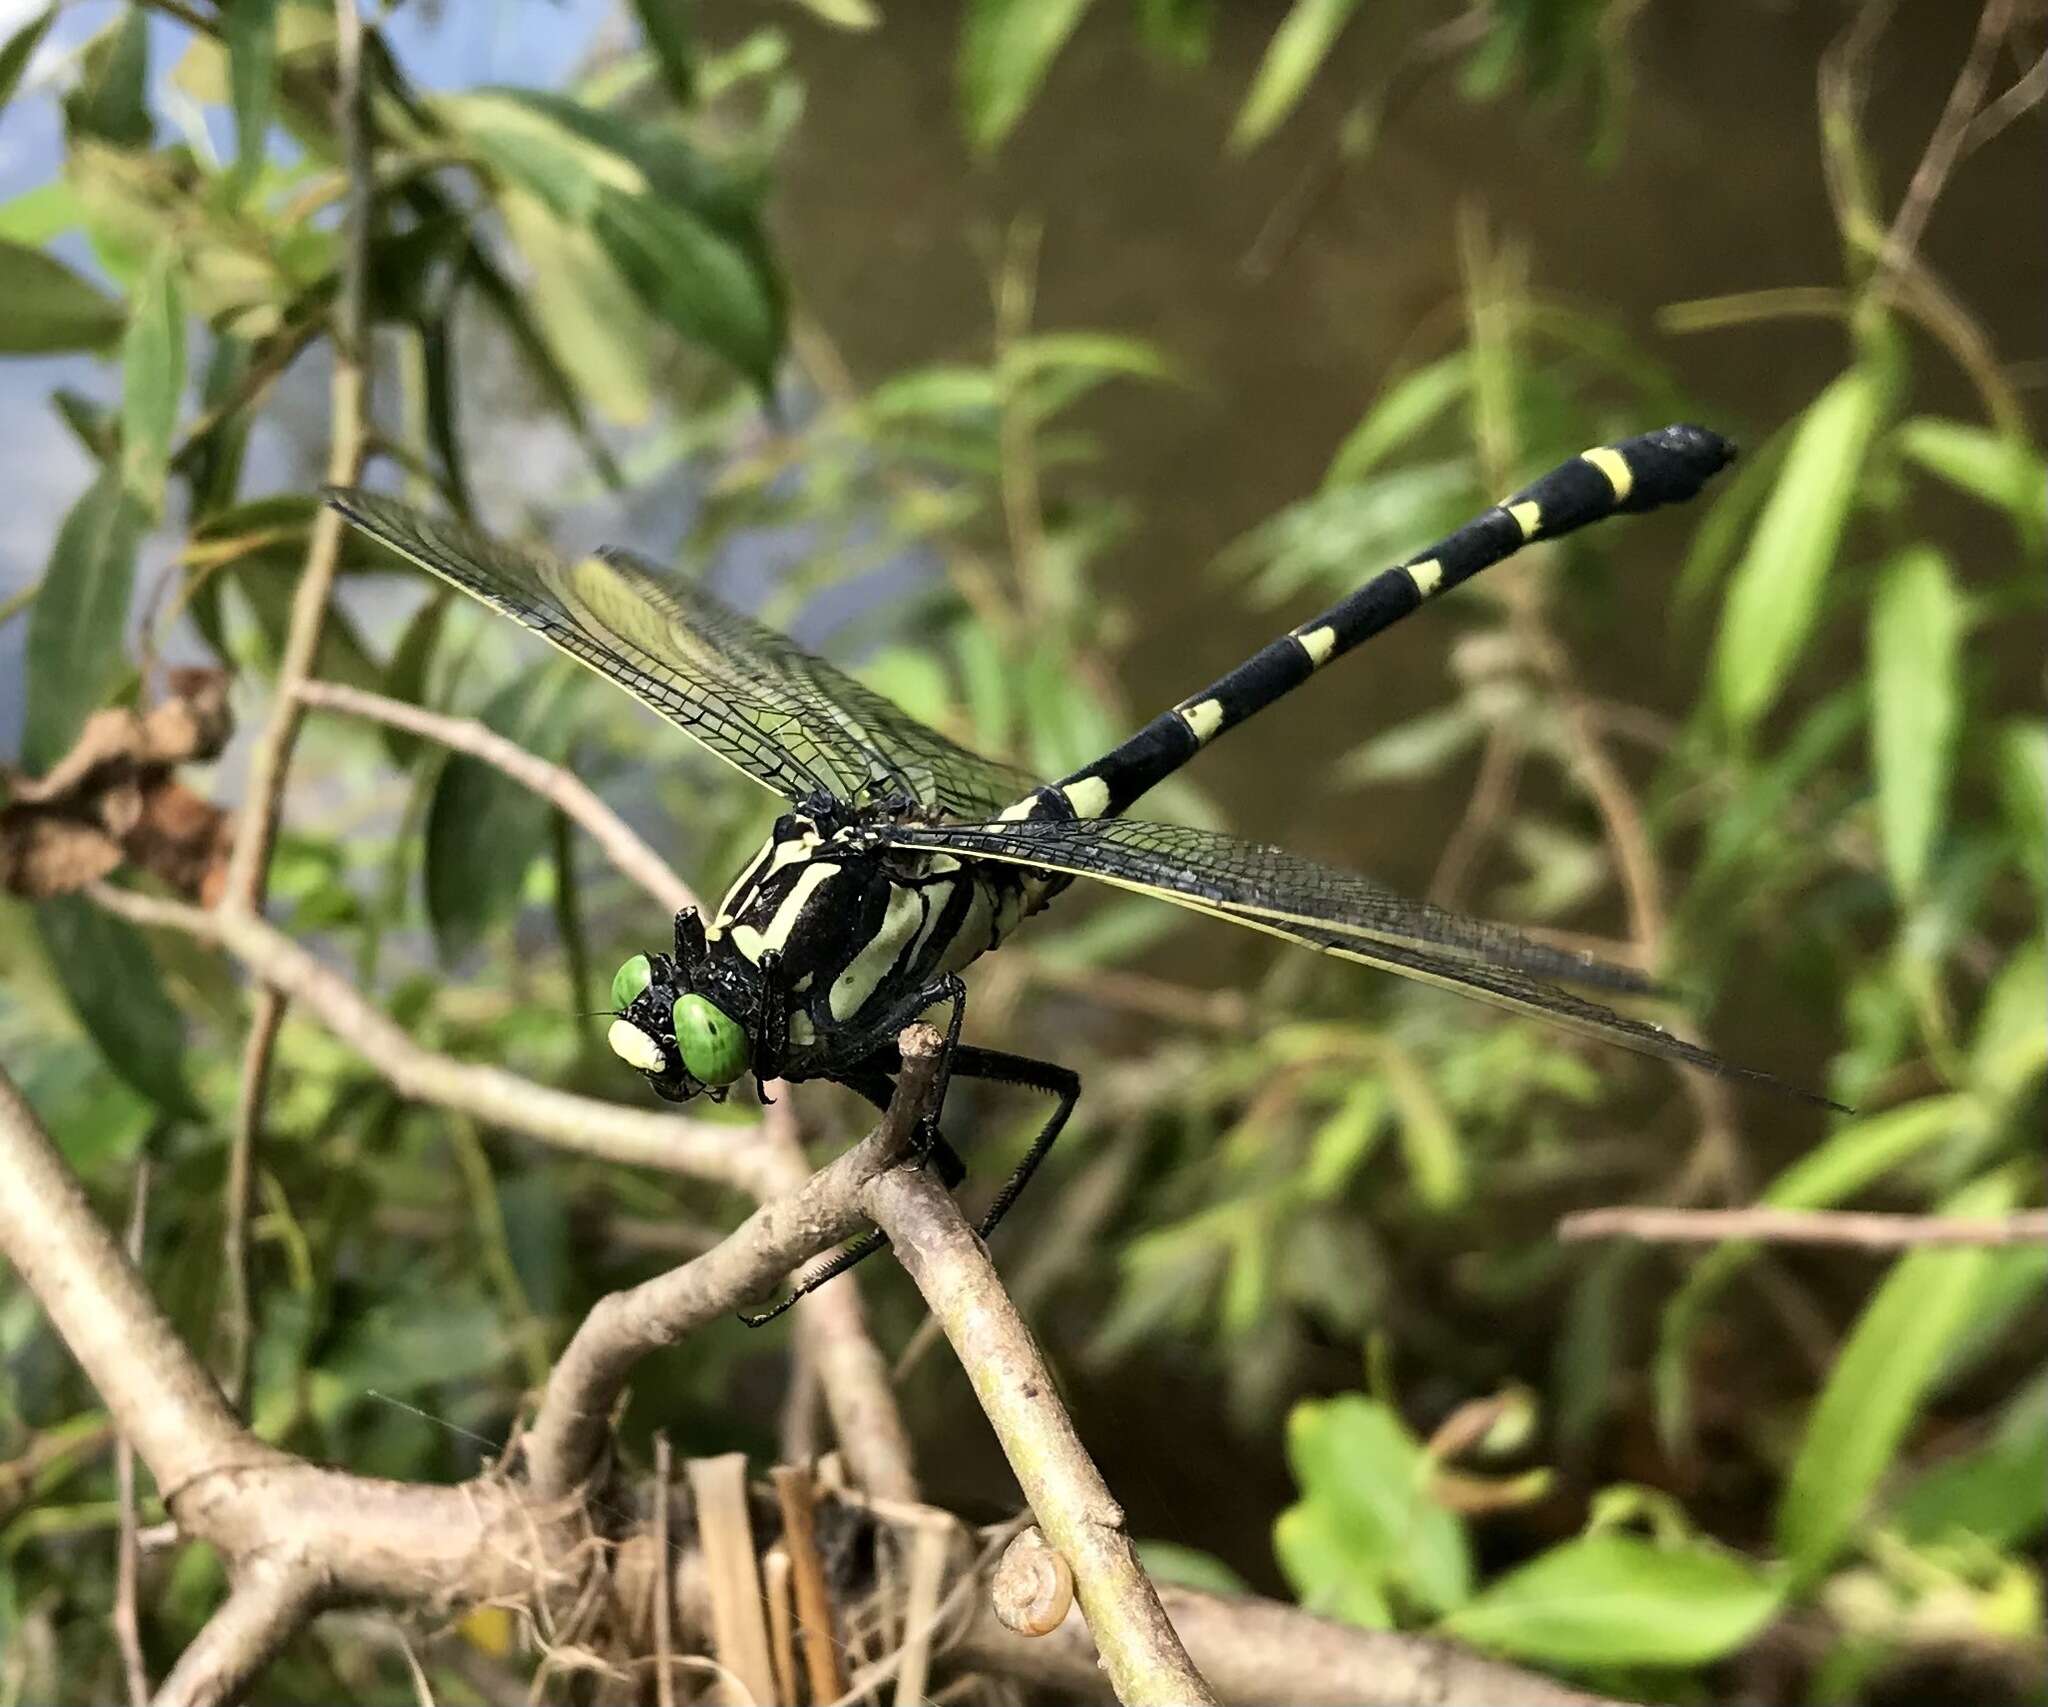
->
left=592, top=184, right=783, bottom=392
left=1324, top=353, right=1472, bottom=487
left=63, top=7, right=150, bottom=148
left=0, top=239, right=124, bottom=354
left=1711, top=368, right=1884, bottom=736
left=1380, top=1042, right=1464, bottom=1210
left=0, top=7, right=54, bottom=113
left=1335, top=705, right=1482, bottom=787
left=1137, top=1541, right=1251, bottom=1596
left=424, top=664, right=585, bottom=962
left=1134, top=0, right=1214, bottom=65
left=1968, top=942, right=2046, bottom=1108
left=958, top=0, right=1097, bottom=152
left=1275, top=1394, right=1471, bottom=1620
left=21, top=466, right=146, bottom=773
left=1894, top=416, right=2045, bottom=555
left=1996, top=720, right=2046, bottom=889
left=1775, top=1171, right=2022, bottom=1579
left=34, top=894, right=197, bottom=1118
left=119, top=244, right=185, bottom=504
left=1868, top=546, right=1962, bottom=901
left=221, top=0, right=278, bottom=191
left=497, top=189, right=655, bottom=426
left=1656, top=1093, right=1979, bottom=1448
left=627, top=0, right=696, bottom=104
left=1231, top=0, right=1364, bottom=153
left=786, top=0, right=880, bottom=26
left=379, top=590, right=452, bottom=769
left=1440, top=1532, right=1782, bottom=1667
left=1892, top=1377, right=2048, bottom=1550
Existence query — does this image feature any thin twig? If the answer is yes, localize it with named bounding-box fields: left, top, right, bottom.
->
left=863, top=1164, right=1218, bottom=1707
left=220, top=0, right=373, bottom=913
left=652, top=1433, right=676, bottom=1707
left=1562, top=1205, right=2048, bottom=1249
left=522, top=1029, right=944, bottom=1503
left=151, top=1563, right=321, bottom=1707
left=772, top=1464, right=850, bottom=1702
left=293, top=680, right=698, bottom=917
left=115, top=1159, right=154, bottom=1707
left=219, top=994, right=282, bottom=1409
left=1880, top=0, right=2016, bottom=274
left=86, top=883, right=778, bottom=1194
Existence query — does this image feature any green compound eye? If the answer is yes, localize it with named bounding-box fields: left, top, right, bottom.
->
left=673, top=993, right=750, bottom=1087
left=610, top=953, right=653, bottom=1011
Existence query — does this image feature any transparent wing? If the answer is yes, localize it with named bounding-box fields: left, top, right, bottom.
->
left=599, top=546, right=1037, bottom=821
left=887, top=818, right=1831, bottom=1103
left=325, top=490, right=1032, bottom=817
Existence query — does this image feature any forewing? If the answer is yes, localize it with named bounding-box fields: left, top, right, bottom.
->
left=327, top=490, right=904, bottom=805
left=887, top=818, right=1830, bottom=1102
left=599, top=546, right=1038, bottom=820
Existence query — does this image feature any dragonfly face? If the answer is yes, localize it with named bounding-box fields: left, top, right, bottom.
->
left=606, top=933, right=757, bottom=1103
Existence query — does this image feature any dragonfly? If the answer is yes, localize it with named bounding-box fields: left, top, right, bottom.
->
left=328, top=423, right=1808, bottom=1323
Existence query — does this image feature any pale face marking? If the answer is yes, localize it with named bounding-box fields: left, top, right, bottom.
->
left=1581, top=445, right=1634, bottom=502
left=1062, top=775, right=1113, bottom=821
left=1507, top=500, right=1543, bottom=540
left=1293, top=625, right=1338, bottom=666
left=1405, top=557, right=1445, bottom=597
left=1177, top=698, right=1226, bottom=744
left=730, top=860, right=841, bottom=964
left=606, top=1018, right=667, bottom=1073
left=829, top=881, right=927, bottom=1020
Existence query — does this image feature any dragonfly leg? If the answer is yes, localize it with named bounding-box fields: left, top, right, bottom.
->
left=735, top=1072, right=967, bottom=1328
left=944, top=1046, right=1081, bottom=1241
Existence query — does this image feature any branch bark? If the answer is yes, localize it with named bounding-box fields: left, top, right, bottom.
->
left=1562, top=1204, right=2048, bottom=1249
left=863, top=1162, right=1219, bottom=1707
left=523, top=1029, right=943, bottom=1503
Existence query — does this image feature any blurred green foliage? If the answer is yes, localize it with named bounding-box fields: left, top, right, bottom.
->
left=0, top=3, right=2041, bottom=1703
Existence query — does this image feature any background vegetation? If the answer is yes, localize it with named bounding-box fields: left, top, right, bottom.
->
left=0, top=0, right=2041, bottom=1701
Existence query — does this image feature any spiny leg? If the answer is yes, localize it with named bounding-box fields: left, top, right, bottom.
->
left=735, top=1046, right=1077, bottom=1327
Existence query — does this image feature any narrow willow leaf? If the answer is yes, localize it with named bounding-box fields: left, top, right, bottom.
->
left=1134, top=0, right=1214, bottom=65
left=0, top=239, right=124, bottom=353
left=592, top=184, right=783, bottom=391
left=35, top=893, right=198, bottom=1117
left=1775, top=1171, right=2021, bottom=1579
left=222, top=0, right=278, bottom=191
left=22, top=467, right=146, bottom=772
left=0, top=6, right=54, bottom=112
left=1231, top=0, right=1365, bottom=153
left=958, top=0, right=1097, bottom=152
left=1380, top=1042, right=1464, bottom=1210
left=627, top=0, right=696, bottom=103
left=1324, top=352, right=1472, bottom=488
left=1440, top=1532, right=1782, bottom=1666
left=498, top=188, right=655, bottom=426
left=1891, top=1381, right=2048, bottom=1551
left=1894, top=415, right=2046, bottom=555
left=120, top=244, right=185, bottom=504
left=424, top=665, right=585, bottom=962
left=63, top=6, right=150, bottom=147
left=1711, top=368, right=1883, bottom=736
left=1996, top=720, right=2046, bottom=889
left=1868, top=546, right=1962, bottom=900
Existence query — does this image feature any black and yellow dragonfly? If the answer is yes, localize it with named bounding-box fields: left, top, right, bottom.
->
left=329, top=424, right=1808, bottom=1321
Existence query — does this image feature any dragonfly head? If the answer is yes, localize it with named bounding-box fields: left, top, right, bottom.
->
left=605, top=948, right=753, bottom=1102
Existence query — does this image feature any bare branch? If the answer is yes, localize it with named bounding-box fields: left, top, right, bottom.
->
left=151, top=1563, right=320, bottom=1707
left=116, top=1161, right=154, bottom=1707
left=293, top=680, right=699, bottom=917
left=85, top=883, right=780, bottom=1195
left=523, top=1030, right=943, bottom=1503
left=863, top=1163, right=1218, bottom=1707
left=957, top=1583, right=1628, bottom=1707
left=1561, top=1205, right=2048, bottom=1249
left=219, top=0, right=373, bottom=913
left=0, top=1068, right=252, bottom=1496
